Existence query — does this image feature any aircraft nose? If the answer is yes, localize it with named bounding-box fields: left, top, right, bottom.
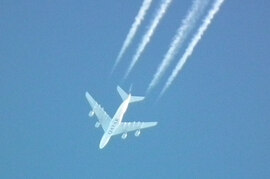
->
left=99, top=134, right=110, bottom=149
left=99, top=142, right=106, bottom=149
left=99, top=143, right=105, bottom=149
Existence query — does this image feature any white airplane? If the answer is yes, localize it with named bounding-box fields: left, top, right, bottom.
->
left=85, top=86, right=158, bottom=149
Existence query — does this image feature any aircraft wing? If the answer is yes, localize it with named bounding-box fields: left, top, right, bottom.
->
left=85, top=92, right=111, bottom=131
left=113, top=121, right=158, bottom=136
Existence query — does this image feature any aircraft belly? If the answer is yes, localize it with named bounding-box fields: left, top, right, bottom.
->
left=113, top=100, right=129, bottom=122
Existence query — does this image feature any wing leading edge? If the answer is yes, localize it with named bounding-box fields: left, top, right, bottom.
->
left=85, top=92, right=111, bottom=131
left=113, top=121, right=158, bottom=136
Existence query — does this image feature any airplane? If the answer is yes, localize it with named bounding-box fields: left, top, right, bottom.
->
left=85, top=86, right=158, bottom=149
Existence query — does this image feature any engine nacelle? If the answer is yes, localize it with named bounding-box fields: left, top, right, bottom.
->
left=121, top=132, right=127, bottom=139
left=89, top=110, right=95, bottom=117
left=95, top=122, right=100, bottom=128
left=135, top=130, right=141, bottom=137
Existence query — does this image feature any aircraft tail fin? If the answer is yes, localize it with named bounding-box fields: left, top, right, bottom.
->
left=117, top=86, right=144, bottom=103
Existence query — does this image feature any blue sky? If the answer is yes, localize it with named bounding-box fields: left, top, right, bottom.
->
left=1, top=0, right=269, bottom=178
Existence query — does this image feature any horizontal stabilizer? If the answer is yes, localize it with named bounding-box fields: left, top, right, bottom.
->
left=130, top=96, right=144, bottom=103
left=117, top=86, right=144, bottom=103
left=117, top=86, right=128, bottom=101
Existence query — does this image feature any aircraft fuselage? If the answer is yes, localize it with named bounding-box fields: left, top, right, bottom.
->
left=99, top=95, right=131, bottom=149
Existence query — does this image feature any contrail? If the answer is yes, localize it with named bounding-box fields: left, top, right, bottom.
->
left=147, top=0, right=209, bottom=93
left=124, top=0, right=173, bottom=79
left=160, top=0, right=225, bottom=98
left=111, top=0, right=153, bottom=73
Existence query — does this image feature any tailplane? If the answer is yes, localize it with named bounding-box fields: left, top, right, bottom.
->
left=130, top=95, right=144, bottom=103
left=117, top=86, right=144, bottom=103
left=117, top=86, right=128, bottom=101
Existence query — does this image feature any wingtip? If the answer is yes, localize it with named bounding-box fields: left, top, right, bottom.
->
left=85, top=91, right=91, bottom=99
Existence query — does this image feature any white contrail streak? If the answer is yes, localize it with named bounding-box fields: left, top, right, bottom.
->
left=124, top=0, right=173, bottom=79
left=147, top=0, right=209, bottom=93
left=111, top=0, right=153, bottom=73
left=160, top=0, right=225, bottom=98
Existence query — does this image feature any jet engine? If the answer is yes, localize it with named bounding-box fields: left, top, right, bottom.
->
left=135, top=130, right=141, bottom=137
left=95, top=122, right=100, bottom=128
left=89, top=110, right=94, bottom=117
left=121, top=132, right=127, bottom=139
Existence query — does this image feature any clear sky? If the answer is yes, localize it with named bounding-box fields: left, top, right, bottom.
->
left=1, top=0, right=269, bottom=178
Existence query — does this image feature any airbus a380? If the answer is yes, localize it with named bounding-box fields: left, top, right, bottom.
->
left=85, top=86, right=157, bottom=149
